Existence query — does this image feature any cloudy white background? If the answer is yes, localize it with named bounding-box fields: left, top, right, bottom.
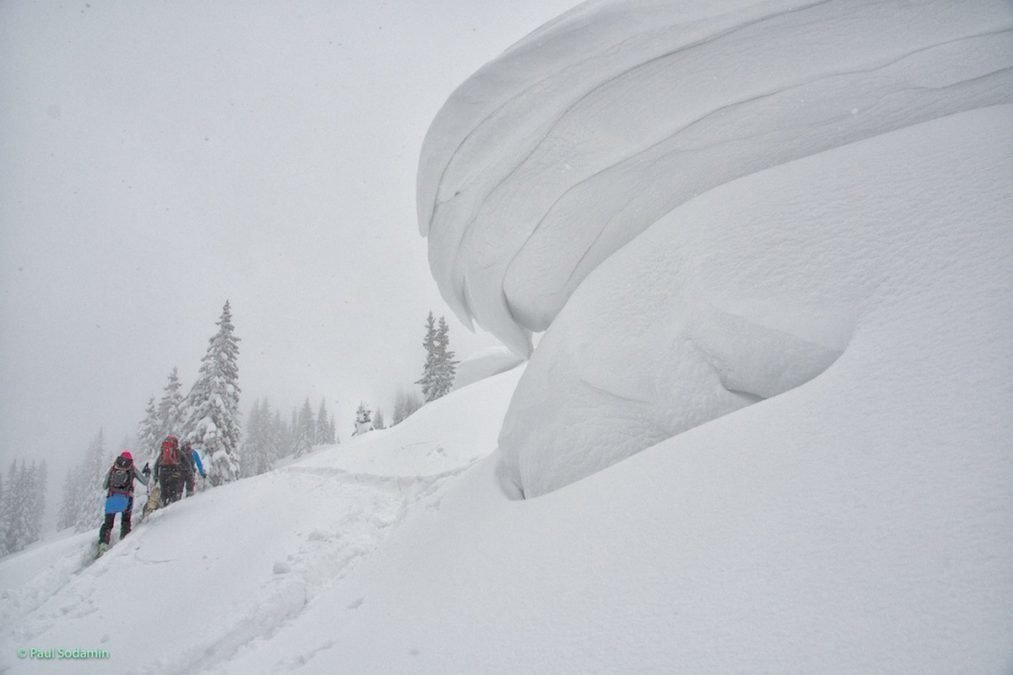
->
left=0, top=0, right=578, bottom=523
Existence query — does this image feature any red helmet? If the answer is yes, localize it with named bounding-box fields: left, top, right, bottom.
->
left=120, top=450, right=133, bottom=461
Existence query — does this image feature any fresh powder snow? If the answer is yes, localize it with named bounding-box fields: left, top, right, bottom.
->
left=2, top=0, right=1012, bottom=673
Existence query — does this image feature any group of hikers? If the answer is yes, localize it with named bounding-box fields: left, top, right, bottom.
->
left=98, top=434, right=207, bottom=551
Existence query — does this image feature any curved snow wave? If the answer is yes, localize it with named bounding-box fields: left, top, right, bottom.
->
left=419, top=0, right=1013, bottom=497
left=500, top=105, right=1013, bottom=496
left=419, top=0, right=1013, bottom=356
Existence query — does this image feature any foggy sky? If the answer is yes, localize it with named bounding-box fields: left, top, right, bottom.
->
left=0, top=0, right=579, bottom=510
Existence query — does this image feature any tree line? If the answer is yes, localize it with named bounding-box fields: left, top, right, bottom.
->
left=239, top=397, right=337, bottom=477
left=239, top=311, right=457, bottom=477
left=2, top=306, right=459, bottom=554
left=0, top=459, right=48, bottom=556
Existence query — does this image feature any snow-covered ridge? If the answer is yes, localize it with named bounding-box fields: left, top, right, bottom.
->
left=418, top=0, right=1013, bottom=496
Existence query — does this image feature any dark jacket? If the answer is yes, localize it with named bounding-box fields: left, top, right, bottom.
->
left=154, top=448, right=194, bottom=483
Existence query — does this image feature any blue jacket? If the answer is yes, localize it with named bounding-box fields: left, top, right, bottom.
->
left=191, top=448, right=206, bottom=478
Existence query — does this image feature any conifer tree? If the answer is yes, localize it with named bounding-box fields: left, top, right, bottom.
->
left=295, top=398, right=315, bottom=456
left=257, top=399, right=273, bottom=474
left=240, top=400, right=260, bottom=478
left=5, top=460, right=28, bottom=553
left=353, top=402, right=374, bottom=436
left=416, top=312, right=459, bottom=402
left=373, top=408, right=386, bottom=430
left=137, top=396, right=161, bottom=462
left=392, top=388, right=423, bottom=425
left=329, top=414, right=338, bottom=445
left=3, top=459, right=46, bottom=554
left=58, top=430, right=109, bottom=534
left=32, top=459, right=47, bottom=544
left=316, top=399, right=331, bottom=444
left=271, top=409, right=287, bottom=461
left=0, top=465, right=10, bottom=556
left=57, top=469, right=77, bottom=531
left=184, top=301, right=242, bottom=486
left=433, top=316, right=460, bottom=399
left=86, top=429, right=110, bottom=489
left=157, top=367, right=187, bottom=442
left=287, top=408, right=299, bottom=456
left=239, top=398, right=269, bottom=477
left=415, top=312, right=439, bottom=402
left=242, top=398, right=279, bottom=476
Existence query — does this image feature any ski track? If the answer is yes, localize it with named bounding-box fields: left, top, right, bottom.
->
left=182, top=467, right=459, bottom=675
left=0, top=464, right=468, bottom=675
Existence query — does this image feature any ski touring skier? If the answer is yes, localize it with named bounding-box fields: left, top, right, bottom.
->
left=98, top=450, right=150, bottom=556
left=153, top=434, right=193, bottom=506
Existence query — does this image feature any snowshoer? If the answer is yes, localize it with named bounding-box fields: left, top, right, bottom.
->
left=153, top=435, right=192, bottom=506
left=98, top=451, right=150, bottom=550
left=181, top=439, right=206, bottom=496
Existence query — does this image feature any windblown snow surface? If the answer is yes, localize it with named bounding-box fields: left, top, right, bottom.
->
left=3, top=0, right=1012, bottom=672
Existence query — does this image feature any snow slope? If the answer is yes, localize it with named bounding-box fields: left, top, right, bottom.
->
left=0, top=367, right=523, bottom=673
left=228, top=108, right=1011, bottom=675
left=4, top=1, right=1011, bottom=672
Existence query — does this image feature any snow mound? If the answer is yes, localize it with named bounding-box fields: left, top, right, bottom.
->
left=503, top=107, right=1013, bottom=496
left=418, top=0, right=1013, bottom=496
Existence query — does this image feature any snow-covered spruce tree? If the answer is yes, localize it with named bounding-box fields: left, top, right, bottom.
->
left=319, top=410, right=336, bottom=443
left=415, top=312, right=459, bottom=403
left=294, top=398, right=315, bottom=456
left=86, top=429, right=110, bottom=489
left=241, top=398, right=276, bottom=477
left=3, top=460, right=25, bottom=554
left=392, top=387, right=423, bottom=425
left=183, top=301, right=241, bottom=487
left=286, top=408, right=298, bottom=456
left=316, top=399, right=331, bottom=444
left=0, top=464, right=10, bottom=556
left=433, top=315, right=460, bottom=399
left=157, top=367, right=187, bottom=443
left=259, top=399, right=279, bottom=469
left=270, top=409, right=287, bottom=462
left=58, top=430, right=109, bottom=533
left=239, top=400, right=260, bottom=478
left=373, top=408, right=386, bottom=430
left=353, top=402, right=374, bottom=436
left=329, top=414, right=338, bottom=445
left=254, top=398, right=271, bottom=475
left=32, top=459, right=47, bottom=543
left=137, top=396, right=161, bottom=462
left=415, top=312, right=439, bottom=402
left=392, top=394, right=405, bottom=426
left=57, top=469, right=77, bottom=531
left=4, top=459, right=44, bottom=554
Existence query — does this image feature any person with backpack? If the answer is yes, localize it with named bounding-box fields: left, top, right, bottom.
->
left=153, top=434, right=193, bottom=506
left=181, top=439, right=207, bottom=497
left=98, top=450, right=150, bottom=550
